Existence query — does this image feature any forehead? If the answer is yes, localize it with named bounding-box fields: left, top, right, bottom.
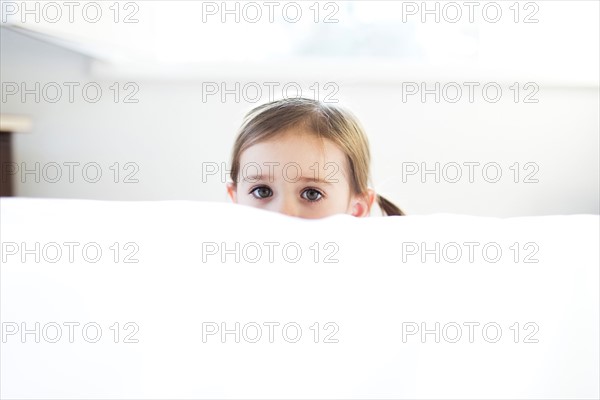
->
left=239, top=128, right=348, bottom=174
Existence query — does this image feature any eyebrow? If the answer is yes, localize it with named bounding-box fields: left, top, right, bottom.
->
left=243, top=175, right=336, bottom=185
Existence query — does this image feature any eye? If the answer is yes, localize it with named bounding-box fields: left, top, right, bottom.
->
left=301, top=188, right=323, bottom=202
left=250, top=186, right=273, bottom=199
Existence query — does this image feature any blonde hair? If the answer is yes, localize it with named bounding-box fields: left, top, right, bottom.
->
left=229, top=98, right=405, bottom=216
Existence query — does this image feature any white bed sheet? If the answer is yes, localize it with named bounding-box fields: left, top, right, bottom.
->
left=1, top=198, right=598, bottom=399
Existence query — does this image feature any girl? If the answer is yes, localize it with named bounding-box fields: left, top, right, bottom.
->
left=226, top=97, right=405, bottom=219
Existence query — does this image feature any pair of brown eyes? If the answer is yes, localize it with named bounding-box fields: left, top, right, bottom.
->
left=251, top=186, right=323, bottom=202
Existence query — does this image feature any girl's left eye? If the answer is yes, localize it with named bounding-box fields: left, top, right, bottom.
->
left=301, top=188, right=323, bottom=202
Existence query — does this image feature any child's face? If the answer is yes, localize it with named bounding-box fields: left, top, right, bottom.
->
left=227, top=128, right=374, bottom=219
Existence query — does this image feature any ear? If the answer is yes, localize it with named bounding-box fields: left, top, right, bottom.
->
left=226, top=182, right=237, bottom=203
left=350, top=189, right=375, bottom=217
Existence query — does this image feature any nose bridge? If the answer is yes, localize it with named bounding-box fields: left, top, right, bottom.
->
left=278, top=190, right=298, bottom=217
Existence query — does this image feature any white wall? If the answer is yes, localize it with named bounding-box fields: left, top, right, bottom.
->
left=1, top=28, right=598, bottom=217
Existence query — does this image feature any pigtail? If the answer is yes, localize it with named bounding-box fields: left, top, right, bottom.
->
left=377, top=194, right=405, bottom=216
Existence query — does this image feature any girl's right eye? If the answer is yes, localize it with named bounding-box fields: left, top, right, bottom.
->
left=250, top=186, right=273, bottom=199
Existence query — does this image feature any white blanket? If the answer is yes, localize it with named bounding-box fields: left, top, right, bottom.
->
left=1, top=198, right=598, bottom=399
